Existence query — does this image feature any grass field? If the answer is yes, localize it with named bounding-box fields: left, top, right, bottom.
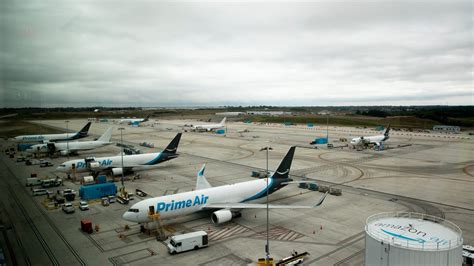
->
left=0, top=120, right=63, bottom=139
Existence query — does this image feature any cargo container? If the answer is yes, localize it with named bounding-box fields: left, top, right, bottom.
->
left=310, top=138, right=328, bottom=145
left=308, top=183, right=318, bottom=191
left=81, top=219, right=93, bottom=234
left=215, top=129, right=225, bottom=134
left=79, top=183, right=117, bottom=200
left=17, top=143, right=34, bottom=151
left=97, top=175, right=107, bottom=184
left=316, top=138, right=328, bottom=144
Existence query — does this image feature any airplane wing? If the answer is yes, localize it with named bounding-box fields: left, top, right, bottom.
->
left=202, top=192, right=328, bottom=210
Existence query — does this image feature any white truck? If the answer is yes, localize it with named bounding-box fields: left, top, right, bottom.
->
left=166, top=231, right=208, bottom=254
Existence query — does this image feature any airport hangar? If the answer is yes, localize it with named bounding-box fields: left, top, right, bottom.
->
left=0, top=118, right=473, bottom=265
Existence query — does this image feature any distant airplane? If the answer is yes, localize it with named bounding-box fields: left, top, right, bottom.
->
left=350, top=124, right=390, bottom=147
left=56, top=133, right=181, bottom=176
left=122, top=146, right=328, bottom=228
left=12, top=122, right=91, bottom=143
left=26, top=127, right=113, bottom=156
left=119, top=115, right=150, bottom=126
left=190, top=117, right=226, bottom=132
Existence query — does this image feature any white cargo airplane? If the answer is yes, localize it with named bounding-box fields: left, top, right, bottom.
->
left=350, top=124, right=391, bottom=147
left=122, top=146, right=328, bottom=227
left=26, top=127, right=114, bottom=156
left=119, top=115, right=150, bottom=126
left=191, top=117, right=226, bottom=132
left=56, top=133, right=181, bottom=176
left=12, top=122, right=92, bottom=143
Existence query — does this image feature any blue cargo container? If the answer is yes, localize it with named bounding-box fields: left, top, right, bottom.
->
left=244, top=120, right=252, bottom=124
left=315, top=138, right=328, bottom=144
left=80, top=183, right=117, bottom=200
left=17, top=144, right=34, bottom=151
left=308, top=183, right=318, bottom=191
left=307, top=123, right=314, bottom=128
left=376, top=125, right=385, bottom=131
left=97, top=175, right=107, bottom=184
left=215, top=129, right=225, bottom=134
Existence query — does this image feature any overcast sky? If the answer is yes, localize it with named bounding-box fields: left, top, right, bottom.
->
left=1, top=0, right=472, bottom=107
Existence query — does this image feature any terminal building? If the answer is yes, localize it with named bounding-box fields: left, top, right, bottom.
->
left=433, top=125, right=461, bottom=133
left=365, top=212, right=463, bottom=266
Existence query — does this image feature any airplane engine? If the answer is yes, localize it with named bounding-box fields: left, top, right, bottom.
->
left=211, top=210, right=241, bottom=224
left=89, top=162, right=101, bottom=170
left=112, top=168, right=123, bottom=176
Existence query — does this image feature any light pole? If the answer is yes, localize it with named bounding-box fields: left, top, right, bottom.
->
left=326, top=114, right=329, bottom=140
left=65, top=120, right=69, bottom=159
left=260, top=146, right=273, bottom=264
left=118, top=127, right=125, bottom=191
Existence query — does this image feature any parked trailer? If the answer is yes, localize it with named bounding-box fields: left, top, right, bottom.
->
left=167, top=231, right=209, bottom=254
left=26, top=177, right=42, bottom=186
left=79, top=183, right=117, bottom=200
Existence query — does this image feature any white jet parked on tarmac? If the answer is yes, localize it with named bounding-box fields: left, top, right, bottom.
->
left=26, top=127, right=114, bottom=156
left=12, top=122, right=92, bottom=143
left=119, top=115, right=150, bottom=126
left=190, top=117, right=226, bottom=132
left=350, top=124, right=391, bottom=147
left=122, top=146, right=328, bottom=227
left=56, top=133, right=181, bottom=176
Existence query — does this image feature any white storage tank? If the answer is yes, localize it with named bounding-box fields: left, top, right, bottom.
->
left=365, top=212, right=463, bottom=266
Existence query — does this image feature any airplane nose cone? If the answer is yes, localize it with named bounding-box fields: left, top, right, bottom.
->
left=122, top=211, right=134, bottom=222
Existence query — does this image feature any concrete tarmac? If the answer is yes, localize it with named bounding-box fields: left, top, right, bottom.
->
left=0, top=118, right=472, bottom=265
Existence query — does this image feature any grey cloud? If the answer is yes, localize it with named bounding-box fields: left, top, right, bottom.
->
left=0, top=0, right=472, bottom=107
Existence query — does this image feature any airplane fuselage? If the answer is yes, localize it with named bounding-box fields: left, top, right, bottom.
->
left=56, top=152, right=173, bottom=173
left=193, top=124, right=224, bottom=131
left=119, top=118, right=146, bottom=124
left=123, top=177, right=275, bottom=223
left=350, top=135, right=388, bottom=146
left=26, top=141, right=111, bottom=154
left=13, top=133, right=79, bottom=143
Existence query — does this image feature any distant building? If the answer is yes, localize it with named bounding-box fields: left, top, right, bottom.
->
left=246, top=111, right=291, bottom=116
left=318, top=110, right=331, bottom=115
left=215, top=112, right=244, bottom=116
left=433, top=125, right=460, bottom=133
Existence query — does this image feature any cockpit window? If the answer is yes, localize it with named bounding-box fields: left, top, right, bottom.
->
left=59, top=164, right=66, bottom=167
left=128, top=208, right=139, bottom=213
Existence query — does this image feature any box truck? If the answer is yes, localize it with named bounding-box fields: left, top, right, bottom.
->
left=167, top=231, right=208, bottom=254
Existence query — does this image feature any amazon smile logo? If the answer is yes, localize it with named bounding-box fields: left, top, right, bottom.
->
left=276, top=169, right=289, bottom=175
